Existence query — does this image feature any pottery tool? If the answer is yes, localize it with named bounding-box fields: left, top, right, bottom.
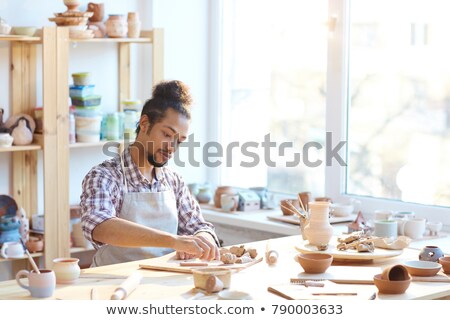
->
left=289, top=279, right=325, bottom=287
left=297, top=193, right=307, bottom=213
left=205, top=275, right=224, bottom=293
left=179, top=262, right=209, bottom=267
left=19, top=238, right=40, bottom=274
left=90, top=288, right=98, bottom=300
left=265, top=240, right=278, bottom=265
left=110, top=271, right=143, bottom=300
left=311, top=292, right=357, bottom=296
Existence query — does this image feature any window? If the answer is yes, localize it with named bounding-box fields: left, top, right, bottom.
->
left=220, top=0, right=328, bottom=196
left=347, top=0, right=450, bottom=207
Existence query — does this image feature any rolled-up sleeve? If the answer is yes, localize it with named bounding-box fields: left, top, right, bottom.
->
left=173, top=175, right=220, bottom=246
left=80, top=168, right=120, bottom=249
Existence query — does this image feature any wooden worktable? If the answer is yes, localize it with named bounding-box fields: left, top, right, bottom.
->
left=0, top=235, right=449, bottom=300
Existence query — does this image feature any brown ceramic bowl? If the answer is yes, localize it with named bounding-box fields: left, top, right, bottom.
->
left=438, top=256, right=450, bottom=274
left=294, top=253, right=333, bottom=274
left=403, top=260, right=442, bottom=277
left=381, top=264, right=410, bottom=281
left=280, top=199, right=301, bottom=216
left=373, top=274, right=411, bottom=294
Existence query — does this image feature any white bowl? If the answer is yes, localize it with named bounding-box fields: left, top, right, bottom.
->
left=330, top=203, right=353, bottom=217
left=403, top=260, right=442, bottom=277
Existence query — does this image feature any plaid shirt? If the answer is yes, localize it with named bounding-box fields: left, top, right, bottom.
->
left=80, top=147, right=218, bottom=249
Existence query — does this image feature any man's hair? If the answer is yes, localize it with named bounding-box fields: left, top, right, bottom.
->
left=136, top=80, right=193, bottom=134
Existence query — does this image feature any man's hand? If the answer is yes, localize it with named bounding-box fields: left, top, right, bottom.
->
left=175, top=232, right=219, bottom=261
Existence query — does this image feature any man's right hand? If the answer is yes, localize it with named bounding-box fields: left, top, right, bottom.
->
left=173, top=235, right=216, bottom=261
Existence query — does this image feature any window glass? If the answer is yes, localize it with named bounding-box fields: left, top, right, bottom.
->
left=221, top=0, right=328, bottom=195
left=347, top=0, right=450, bottom=207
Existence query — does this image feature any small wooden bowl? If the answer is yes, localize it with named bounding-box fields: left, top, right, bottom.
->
left=294, top=253, right=333, bottom=274
left=373, top=274, right=411, bottom=294
left=438, top=256, right=450, bottom=274
left=403, top=260, right=442, bottom=277
left=192, top=267, right=231, bottom=290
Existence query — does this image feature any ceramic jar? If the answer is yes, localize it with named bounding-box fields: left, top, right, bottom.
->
left=303, top=201, right=333, bottom=248
left=87, top=2, right=105, bottom=22
left=52, top=258, right=81, bottom=284
left=196, top=187, right=212, bottom=204
left=214, top=186, right=235, bottom=208
left=419, top=246, right=444, bottom=263
left=106, top=14, right=127, bottom=38
left=26, top=238, right=44, bottom=253
left=127, top=12, right=141, bottom=38
left=0, top=133, right=13, bottom=147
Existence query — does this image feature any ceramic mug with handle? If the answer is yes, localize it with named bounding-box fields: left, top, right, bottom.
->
left=220, top=194, right=238, bottom=212
left=398, top=218, right=426, bottom=239
left=16, top=269, right=56, bottom=298
left=1, top=241, right=25, bottom=258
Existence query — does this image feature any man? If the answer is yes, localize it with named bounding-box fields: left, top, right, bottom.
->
left=80, top=80, right=219, bottom=267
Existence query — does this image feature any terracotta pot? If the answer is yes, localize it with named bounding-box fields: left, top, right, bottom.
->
left=87, top=2, right=105, bottom=22
left=26, top=239, right=44, bottom=253
left=105, top=14, right=127, bottom=38
left=213, top=186, right=235, bottom=208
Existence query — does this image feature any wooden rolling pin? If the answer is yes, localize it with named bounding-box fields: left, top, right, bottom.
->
left=265, top=240, right=278, bottom=265
left=110, top=271, right=143, bottom=300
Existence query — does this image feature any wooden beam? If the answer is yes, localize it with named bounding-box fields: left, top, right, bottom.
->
left=151, top=29, right=164, bottom=85
left=119, top=42, right=131, bottom=110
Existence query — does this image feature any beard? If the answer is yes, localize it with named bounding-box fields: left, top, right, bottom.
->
left=147, top=152, right=168, bottom=168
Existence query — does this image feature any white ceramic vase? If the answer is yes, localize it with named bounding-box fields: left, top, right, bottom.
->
left=53, top=258, right=81, bottom=284
left=303, top=201, right=333, bottom=247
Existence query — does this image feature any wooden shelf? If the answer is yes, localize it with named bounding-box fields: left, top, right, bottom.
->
left=70, top=247, right=95, bottom=254
left=70, top=37, right=152, bottom=43
left=0, top=251, right=44, bottom=263
left=0, top=35, right=41, bottom=43
left=69, top=139, right=124, bottom=149
left=0, top=144, right=41, bottom=152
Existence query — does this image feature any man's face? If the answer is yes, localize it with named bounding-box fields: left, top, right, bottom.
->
left=138, top=108, right=189, bottom=167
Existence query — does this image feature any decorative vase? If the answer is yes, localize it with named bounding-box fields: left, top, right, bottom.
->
left=105, top=14, right=127, bottom=38
left=303, top=201, right=333, bottom=248
left=196, top=187, right=212, bottom=204
left=214, top=186, right=235, bottom=208
left=63, top=0, right=81, bottom=12
left=127, top=12, right=141, bottom=38
left=419, top=246, right=444, bottom=263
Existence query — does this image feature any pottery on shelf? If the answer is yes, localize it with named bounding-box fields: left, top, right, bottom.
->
left=213, top=186, right=235, bottom=208
left=105, top=14, right=127, bottom=38
left=303, top=201, right=333, bottom=248
left=196, top=187, right=212, bottom=204
left=87, top=2, right=104, bottom=22
left=26, top=238, right=44, bottom=253
left=127, top=12, right=141, bottom=38
left=10, top=118, right=33, bottom=145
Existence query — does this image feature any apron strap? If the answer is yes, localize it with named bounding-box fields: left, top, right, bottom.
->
left=120, top=153, right=129, bottom=193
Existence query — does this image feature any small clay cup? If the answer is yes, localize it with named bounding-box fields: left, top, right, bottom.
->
left=438, top=256, right=450, bottom=274
left=381, top=264, right=409, bottom=281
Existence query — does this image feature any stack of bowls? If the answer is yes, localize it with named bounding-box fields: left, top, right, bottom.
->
left=49, top=10, right=94, bottom=39
left=70, top=72, right=102, bottom=142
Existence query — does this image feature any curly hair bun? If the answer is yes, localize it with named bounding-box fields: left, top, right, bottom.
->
left=152, top=80, right=193, bottom=106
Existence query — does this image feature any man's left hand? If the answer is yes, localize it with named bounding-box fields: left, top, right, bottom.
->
left=176, top=232, right=219, bottom=261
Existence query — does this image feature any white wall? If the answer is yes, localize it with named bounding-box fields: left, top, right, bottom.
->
left=0, top=0, right=211, bottom=211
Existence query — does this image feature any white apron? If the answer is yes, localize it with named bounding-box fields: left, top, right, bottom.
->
left=91, top=155, right=178, bottom=267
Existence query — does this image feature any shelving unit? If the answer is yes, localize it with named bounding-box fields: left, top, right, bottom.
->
left=1, top=26, right=164, bottom=277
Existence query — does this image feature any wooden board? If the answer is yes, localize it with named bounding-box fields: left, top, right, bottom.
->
left=295, top=237, right=403, bottom=261
left=411, top=272, right=450, bottom=283
left=139, top=252, right=263, bottom=274
left=267, top=214, right=356, bottom=226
